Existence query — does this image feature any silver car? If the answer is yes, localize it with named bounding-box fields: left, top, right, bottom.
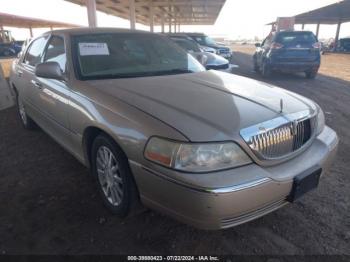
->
left=9, top=28, right=338, bottom=230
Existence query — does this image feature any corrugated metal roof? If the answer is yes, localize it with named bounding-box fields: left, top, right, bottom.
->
left=0, top=12, right=79, bottom=28
left=294, top=0, right=350, bottom=24
left=65, top=0, right=226, bottom=25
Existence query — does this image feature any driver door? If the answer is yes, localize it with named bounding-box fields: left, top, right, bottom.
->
left=33, top=35, right=72, bottom=149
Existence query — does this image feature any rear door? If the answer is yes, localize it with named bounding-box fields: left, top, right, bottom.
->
left=273, top=32, right=319, bottom=62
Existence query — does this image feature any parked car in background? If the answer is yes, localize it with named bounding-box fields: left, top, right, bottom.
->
left=253, top=31, right=321, bottom=79
left=167, top=33, right=233, bottom=59
left=0, top=30, right=23, bottom=57
left=168, top=36, right=230, bottom=71
left=0, top=42, right=22, bottom=57
left=335, top=38, right=350, bottom=53
left=10, top=28, right=338, bottom=230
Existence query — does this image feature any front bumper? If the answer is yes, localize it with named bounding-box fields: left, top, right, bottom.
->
left=130, top=126, right=338, bottom=230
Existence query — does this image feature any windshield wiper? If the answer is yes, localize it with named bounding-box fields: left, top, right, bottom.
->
left=152, top=69, right=195, bottom=76
left=84, top=69, right=196, bottom=80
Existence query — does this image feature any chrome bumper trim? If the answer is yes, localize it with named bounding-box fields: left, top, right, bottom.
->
left=129, top=160, right=271, bottom=195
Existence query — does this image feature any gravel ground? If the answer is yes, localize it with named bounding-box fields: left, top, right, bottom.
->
left=0, top=51, right=349, bottom=255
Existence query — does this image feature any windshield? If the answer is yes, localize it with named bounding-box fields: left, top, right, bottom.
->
left=192, top=35, right=217, bottom=46
left=72, top=33, right=205, bottom=80
left=172, top=38, right=201, bottom=52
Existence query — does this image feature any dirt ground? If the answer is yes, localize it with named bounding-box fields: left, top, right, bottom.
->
left=0, top=48, right=349, bottom=255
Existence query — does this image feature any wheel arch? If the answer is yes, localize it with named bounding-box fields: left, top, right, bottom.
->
left=82, top=125, right=142, bottom=206
left=82, top=126, right=128, bottom=170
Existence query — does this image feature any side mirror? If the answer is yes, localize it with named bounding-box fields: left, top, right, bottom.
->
left=35, top=62, right=64, bottom=80
left=255, top=43, right=261, bottom=47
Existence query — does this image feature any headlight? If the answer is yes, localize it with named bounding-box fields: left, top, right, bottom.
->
left=316, top=105, right=325, bottom=135
left=144, top=137, right=252, bottom=172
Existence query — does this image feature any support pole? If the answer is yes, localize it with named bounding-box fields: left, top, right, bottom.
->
left=301, top=24, right=305, bottom=30
left=161, top=14, right=165, bottom=33
left=316, top=23, right=320, bottom=39
left=149, top=2, right=154, bottom=32
left=129, top=0, right=136, bottom=29
left=87, top=0, right=97, bottom=28
left=29, top=27, right=33, bottom=38
left=50, top=26, right=53, bottom=31
left=335, top=21, right=342, bottom=50
left=169, top=19, right=172, bottom=33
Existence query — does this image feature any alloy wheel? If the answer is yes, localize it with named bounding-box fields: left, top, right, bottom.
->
left=96, top=146, right=124, bottom=206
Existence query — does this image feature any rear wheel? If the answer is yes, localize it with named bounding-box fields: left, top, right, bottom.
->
left=17, top=95, right=36, bottom=130
left=91, top=134, right=140, bottom=217
left=253, top=59, right=260, bottom=73
left=305, top=70, right=318, bottom=79
left=261, top=61, right=272, bottom=78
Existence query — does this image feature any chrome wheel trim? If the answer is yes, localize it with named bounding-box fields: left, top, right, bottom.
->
left=96, top=146, right=124, bottom=206
left=18, top=99, right=28, bottom=125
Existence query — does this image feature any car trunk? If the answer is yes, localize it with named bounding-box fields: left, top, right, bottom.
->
left=273, top=32, right=319, bottom=62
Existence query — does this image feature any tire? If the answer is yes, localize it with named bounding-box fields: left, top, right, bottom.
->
left=305, top=70, right=318, bottom=79
left=261, top=61, right=272, bottom=78
left=253, top=59, right=260, bottom=73
left=91, top=134, right=141, bottom=217
left=17, top=95, right=36, bottom=130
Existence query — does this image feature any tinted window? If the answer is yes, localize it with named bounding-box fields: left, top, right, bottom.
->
left=172, top=39, right=201, bottom=52
left=191, top=36, right=216, bottom=46
left=275, top=32, right=317, bottom=46
left=44, top=36, right=67, bottom=73
left=73, top=33, right=204, bottom=80
left=23, top=36, right=48, bottom=66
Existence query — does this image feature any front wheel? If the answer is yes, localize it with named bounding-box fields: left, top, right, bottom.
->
left=91, top=134, right=140, bottom=217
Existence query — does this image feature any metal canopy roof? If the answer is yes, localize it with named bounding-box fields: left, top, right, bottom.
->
left=294, top=0, right=350, bottom=25
left=66, top=0, right=226, bottom=25
left=0, top=12, right=79, bottom=28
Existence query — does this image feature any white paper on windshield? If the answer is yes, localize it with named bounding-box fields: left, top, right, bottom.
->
left=79, top=43, right=110, bottom=56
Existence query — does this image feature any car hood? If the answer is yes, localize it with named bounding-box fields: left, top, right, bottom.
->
left=86, top=71, right=316, bottom=142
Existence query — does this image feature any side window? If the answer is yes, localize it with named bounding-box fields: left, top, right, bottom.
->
left=44, top=36, right=67, bottom=73
left=23, top=37, right=48, bottom=67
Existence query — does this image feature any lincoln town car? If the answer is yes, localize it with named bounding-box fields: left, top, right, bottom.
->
left=10, top=28, right=338, bottom=229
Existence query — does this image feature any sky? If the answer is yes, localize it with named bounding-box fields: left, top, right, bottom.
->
left=1, top=0, right=349, bottom=41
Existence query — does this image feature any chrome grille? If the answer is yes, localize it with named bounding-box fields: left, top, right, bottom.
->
left=240, top=111, right=317, bottom=160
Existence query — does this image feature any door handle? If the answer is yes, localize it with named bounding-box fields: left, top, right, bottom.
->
left=31, top=80, right=43, bottom=89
